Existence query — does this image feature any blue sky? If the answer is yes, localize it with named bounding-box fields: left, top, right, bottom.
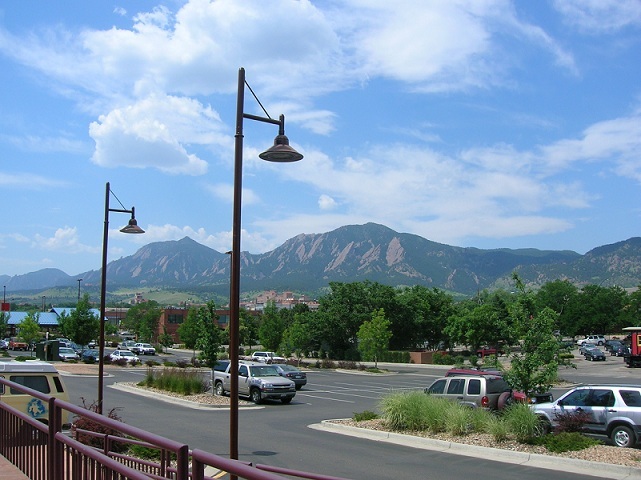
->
left=1, top=0, right=640, bottom=277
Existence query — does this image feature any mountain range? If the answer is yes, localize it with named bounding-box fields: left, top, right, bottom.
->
left=2, top=223, right=641, bottom=297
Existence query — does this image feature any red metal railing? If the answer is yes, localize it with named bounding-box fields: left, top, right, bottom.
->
left=0, top=377, right=348, bottom=480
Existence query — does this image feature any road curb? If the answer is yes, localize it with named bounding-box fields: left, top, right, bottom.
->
left=310, top=420, right=641, bottom=480
left=109, top=382, right=262, bottom=411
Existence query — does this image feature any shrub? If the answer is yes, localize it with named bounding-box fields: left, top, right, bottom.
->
left=321, top=358, right=336, bottom=369
left=353, top=410, right=379, bottom=422
left=174, top=358, right=190, bottom=368
left=432, top=352, right=455, bottom=365
left=337, top=360, right=357, bottom=369
left=554, top=410, right=592, bottom=433
left=532, top=432, right=602, bottom=453
left=72, top=398, right=127, bottom=452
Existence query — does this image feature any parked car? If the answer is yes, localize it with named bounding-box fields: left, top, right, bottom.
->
left=118, top=340, right=137, bottom=350
left=476, top=346, right=504, bottom=358
left=613, top=345, right=631, bottom=357
left=109, top=349, right=140, bottom=364
left=444, top=368, right=553, bottom=404
left=576, top=335, right=606, bottom=346
left=605, top=340, right=624, bottom=353
left=0, top=339, right=8, bottom=350
left=251, top=351, right=286, bottom=364
left=131, top=343, right=156, bottom=355
left=584, top=348, right=606, bottom=361
left=425, top=375, right=516, bottom=411
left=81, top=349, right=100, bottom=362
left=58, top=347, right=80, bottom=362
left=213, top=361, right=296, bottom=404
left=579, top=344, right=598, bottom=356
left=273, top=364, right=307, bottom=390
left=531, top=385, right=641, bottom=447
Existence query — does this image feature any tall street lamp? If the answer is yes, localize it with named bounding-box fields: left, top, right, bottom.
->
left=98, top=182, right=145, bottom=414
left=77, top=278, right=83, bottom=302
left=229, top=67, right=303, bottom=465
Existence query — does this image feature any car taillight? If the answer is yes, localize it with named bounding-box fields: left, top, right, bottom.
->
left=481, top=396, right=489, bottom=407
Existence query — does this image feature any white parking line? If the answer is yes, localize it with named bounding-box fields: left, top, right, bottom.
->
left=296, top=393, right=355, bottom=403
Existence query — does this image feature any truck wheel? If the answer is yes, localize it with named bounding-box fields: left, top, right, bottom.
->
left=250, top=389, right=262, bottom=404
left=281, top=397, right=293, bottom=404
left=214, top=382, right=225, bottom=396
left=611, top=425, right=635, bottom=448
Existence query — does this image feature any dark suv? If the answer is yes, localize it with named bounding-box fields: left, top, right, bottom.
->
left=532, top=385, right=641, bottom=447
left=425, top=375, right=515, bottom=411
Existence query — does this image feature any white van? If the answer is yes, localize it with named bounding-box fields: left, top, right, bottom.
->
left=0, top=360, right=70, bottom=426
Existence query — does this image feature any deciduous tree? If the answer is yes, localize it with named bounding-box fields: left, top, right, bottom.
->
left=357, top=308, right=392, bottom=368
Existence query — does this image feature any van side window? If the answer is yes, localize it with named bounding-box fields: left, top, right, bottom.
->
left=467, top=379, right=481, bottom=395
left=9, top=375, right=51, bottom=394
left=427, top=379, right=446, bottom=394
left=53, top=376, right=65, bottom=393
left=447, top=379, right=464, bottom=395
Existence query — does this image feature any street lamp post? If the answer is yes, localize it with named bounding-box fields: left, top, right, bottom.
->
left=77, top=278, right=83, bottom=302
left=228, top=67, right=303, bottom=465
left=98, top=182, right=145, bottom=415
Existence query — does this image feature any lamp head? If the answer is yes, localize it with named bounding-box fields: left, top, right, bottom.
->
left=259, top=134, right=303, bottom=163
left=120, top=216, right=145, bottom=234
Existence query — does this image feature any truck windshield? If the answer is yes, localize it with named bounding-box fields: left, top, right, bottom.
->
left=251, top=366, right=279, bottom=377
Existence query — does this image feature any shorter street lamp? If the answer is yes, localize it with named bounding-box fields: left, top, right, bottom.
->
left=98, top=182, right=144, bottom=414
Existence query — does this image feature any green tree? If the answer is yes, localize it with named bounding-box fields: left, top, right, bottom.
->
left=281, top=316, right=314, bottom=363
left=505, top=307, right=570, bottom=397
left=444, top=297, right=514, bottom=353
left=195, top=301, right=222, bottom=368
left=65, top=294, right=99, bottom=348
left=157, top=328, right=174, bottom=353
left=357, top=309, right=392, bottom=368
left=0, top=311, right=9, bottom=339
left=122, top=301, right=161, bottom=342
left=18, top=312, right=41, bottom=357
left=178, top=307, right=204, bottom=357
left=316, top=281, right=392, bottom=359
left=258, top=301, right=285, bottom=351
left=397, top=286, right=455, bottom=349
left=239, top=310, right=259, bottom=349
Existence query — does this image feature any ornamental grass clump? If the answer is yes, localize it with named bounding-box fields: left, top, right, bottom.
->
left=380, top=391, right=434, bottom=431
left=443, top=403, right=492, bottom=436
left=138, top=367, right=207, bottom=396
left=501, top=403, right=542, bottom=442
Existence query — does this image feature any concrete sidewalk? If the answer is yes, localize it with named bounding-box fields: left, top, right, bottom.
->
left=0, top=455, right=29, bottom=480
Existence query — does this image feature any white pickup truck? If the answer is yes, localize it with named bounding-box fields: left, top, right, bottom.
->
left=213, top=360, right=295, bottom=404
left=250, top=351, right=286, bottom=364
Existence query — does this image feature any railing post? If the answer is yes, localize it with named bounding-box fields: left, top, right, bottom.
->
left=49, top=397, right=64, bottom=480
left=175, top=445, right=190, bottom=480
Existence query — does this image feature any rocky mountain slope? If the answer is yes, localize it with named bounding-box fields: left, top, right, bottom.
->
left=2, top=223, right=639, bottom=296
